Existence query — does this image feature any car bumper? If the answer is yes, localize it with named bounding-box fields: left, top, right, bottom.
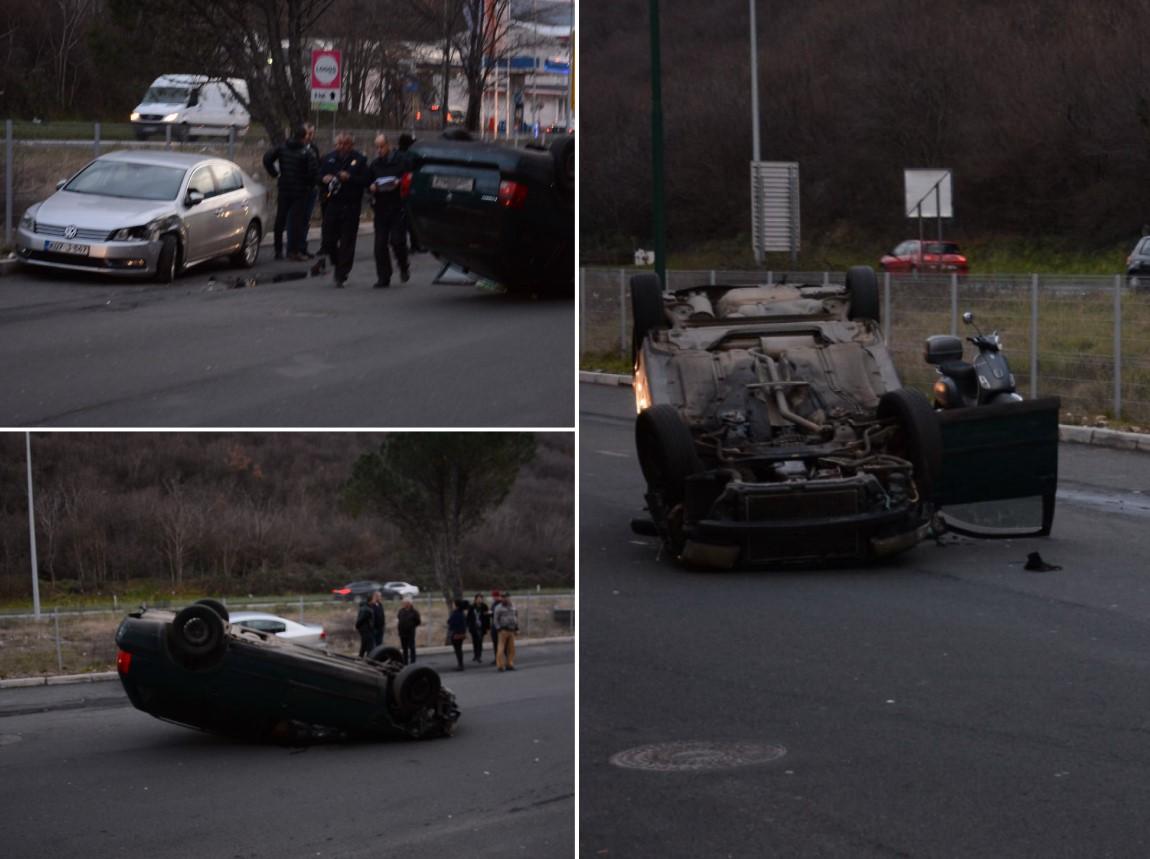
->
left=16, top=225, right=162, bottom=276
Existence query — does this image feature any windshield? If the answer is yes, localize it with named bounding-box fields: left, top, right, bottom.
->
left=64, top=161, right=187, bottom=201
left=143, top=86, right=190, bottom=105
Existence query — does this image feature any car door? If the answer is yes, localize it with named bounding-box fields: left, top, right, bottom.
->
left=929, top=397, right=1061, bottom=537
left=210, top=163, right=252, bottom=253
left=181, top=165, right=223, bottom=262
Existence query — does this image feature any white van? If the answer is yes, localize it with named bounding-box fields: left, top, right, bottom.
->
left=130, top=75, right=250, bottom=141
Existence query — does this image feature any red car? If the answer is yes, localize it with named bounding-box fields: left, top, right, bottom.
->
left=879, top=240, right=969, bottom=274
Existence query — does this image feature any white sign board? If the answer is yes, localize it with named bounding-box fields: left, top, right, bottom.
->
left=751, top=161, right=800, bottom=256
left=905, top=169, right=953, bottom=218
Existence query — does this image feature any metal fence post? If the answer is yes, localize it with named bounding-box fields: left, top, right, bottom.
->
left=5, top=119, right=12, bottom=247
left=299, top=595, right=305, bottom=623
left=55, top=608, right=63, bottom=672
left=1030, top=274, right=1039, bottom=399
left=883, top=271, right=891, bottom=344
left=823, top=271, right=830, bottom=287
left=1115, top=274, right=1123, bottom=420
left=709, top=269, right=716, bottom=285
left=580, top=267, right=587, bottom=356
left=165, top=123, right=172, bottom=149
left=94, top=121, right=101, bottom=160
left=950, top=273, right=959, bottom=336
left=228, top=126, right=236, bottom=161
left=619, top=268, right=627, bottom=357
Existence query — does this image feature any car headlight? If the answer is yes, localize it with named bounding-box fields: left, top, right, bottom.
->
left=110, top=216, right=168, bottom=242
left=130, top=112, right=141, bottom=121
left=162, top=113, right=180, bottom=123
left=19, top=208, right=37, bottom=231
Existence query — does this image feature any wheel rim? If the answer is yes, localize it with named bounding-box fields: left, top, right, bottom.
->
left=183, top=617, right=209, bottom=647
left=244, top=227, right=259, bottom=264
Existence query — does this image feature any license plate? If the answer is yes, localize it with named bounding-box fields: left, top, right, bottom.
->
left=431, top=175, right=474, bottom=193
left=45, top=240, right=90, bottom=256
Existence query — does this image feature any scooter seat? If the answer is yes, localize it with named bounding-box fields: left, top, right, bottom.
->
left=940, top=360, right=979, bottom=401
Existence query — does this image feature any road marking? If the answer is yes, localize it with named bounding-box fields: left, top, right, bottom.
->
left=595, top=450, right=629, bottom=458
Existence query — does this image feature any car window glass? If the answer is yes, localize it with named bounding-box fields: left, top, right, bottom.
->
left=187, top=166, right=216, bottom=198
left=211, top=164, right=242, bottom=193
left=65, top=161, right=186, bottom=201
left=925, top=242, right=960, bottom=254
left=1139, top=238, right=1150, bottom=254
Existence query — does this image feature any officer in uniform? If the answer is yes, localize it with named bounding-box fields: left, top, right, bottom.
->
left=318, top=131, right=369, bottom=287
left=367, top=133, right=410, bottom=288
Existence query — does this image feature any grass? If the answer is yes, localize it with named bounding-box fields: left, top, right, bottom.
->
left=0, top=592, right=575, bottom=679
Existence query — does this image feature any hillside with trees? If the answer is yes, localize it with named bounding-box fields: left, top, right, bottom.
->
left=0, top=432, right=573, bottom=601
left=582, top=0, right=1150, bottom=259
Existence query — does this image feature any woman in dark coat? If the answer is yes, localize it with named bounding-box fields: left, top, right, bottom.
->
left=469, top=594, right=490, bottom=663
left=447, top=600, right=468, bottom=671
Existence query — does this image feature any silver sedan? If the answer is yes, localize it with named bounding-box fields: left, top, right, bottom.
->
left=15, top=150, right=266, bottom=282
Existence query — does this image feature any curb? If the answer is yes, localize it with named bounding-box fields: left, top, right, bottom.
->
left=581, top=372, right=1150, bottom=452
left=0, top=635, right=575, bottom=689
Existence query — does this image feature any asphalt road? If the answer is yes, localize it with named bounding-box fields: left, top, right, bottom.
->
left=580, top=382, right=1150, bottom=858
left=0, top=243, right=573, bottom=427
left=0, top=641, right=574, bottom=859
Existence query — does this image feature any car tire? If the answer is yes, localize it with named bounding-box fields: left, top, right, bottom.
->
left=231, top=221, right=261, bottom=268
left=551, top=136, right=574, bottom=196
left=155, top=235, right=178, bottom=284
left=194, top=598, right=230, bottom=622
left=631, top=273, right=667, bottom=365
left=636, top=404, right=702, bottom=507
left=167, top=604, right=226, bottom=666
left=390, top=664, right=442, bottom=712
left=846, top=265, right=880, bottom=323
left=877, top=388, right=943, bottom=500
left=368, top=645, right=405, bottom=665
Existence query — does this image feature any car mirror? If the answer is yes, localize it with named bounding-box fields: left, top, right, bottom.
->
left=185, top=189, right=205, bottom=207
left=56, top=179, right=67, bottom=190
left=962, top=311, right=974, bottom=325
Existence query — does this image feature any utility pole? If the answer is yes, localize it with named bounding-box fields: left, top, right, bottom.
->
left=25, top=433, right=41, bottom=620
left=648, top=0, right=667, bottom=288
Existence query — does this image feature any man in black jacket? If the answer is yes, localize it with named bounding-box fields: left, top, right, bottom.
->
left=367, top=133, right=410, bottom=288
left=262, top=124, right=319, bottom=260
left=355, top=597, right=374, bottom=657
left=318, top=131, right=370, bottom=287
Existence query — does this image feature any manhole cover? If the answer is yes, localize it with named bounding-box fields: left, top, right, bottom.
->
left=0, top=734, right=22, bottom=746
left=609, top=740, right=786, bottom=773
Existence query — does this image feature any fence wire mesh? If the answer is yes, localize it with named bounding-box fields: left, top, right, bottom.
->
left=582, top=268, right=1150, bottom=425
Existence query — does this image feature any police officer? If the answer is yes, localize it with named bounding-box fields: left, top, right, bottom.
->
left=262, top=124, right=319, bottom=260
left=397, top=132, right=422, bottom=253
left=367, top=133, right=410, bottom=288
left=318, top=131, right=369, bottom=287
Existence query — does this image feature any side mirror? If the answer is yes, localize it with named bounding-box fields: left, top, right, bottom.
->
left=56, top=179, right=67, bottom=190
left=185, top=189, right=205, bottom=207
left=962, top=311, right=974, bottom=325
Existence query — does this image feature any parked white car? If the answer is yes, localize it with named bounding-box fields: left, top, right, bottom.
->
left=383, top=581, right=420, bottom=597
left=228, top=612, right=327, bottom=650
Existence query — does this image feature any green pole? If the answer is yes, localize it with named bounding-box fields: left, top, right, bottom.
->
left=649, top=0, right=667, bottom=287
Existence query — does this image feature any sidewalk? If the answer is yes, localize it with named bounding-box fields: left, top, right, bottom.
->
left=580, top=371, right=1150, bottom=454
left=0, top=635, right=575, bottom=688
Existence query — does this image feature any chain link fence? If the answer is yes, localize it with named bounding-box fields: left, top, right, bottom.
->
left=581, top=267, right=1150, bottom=425
left=0, top=591, right=574, bottom=679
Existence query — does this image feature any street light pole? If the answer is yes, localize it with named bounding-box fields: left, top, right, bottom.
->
left=648, top=0, right=667, bottom=288
left=25, top=432, right=41, bottom=620
left=749, top=0, right=762, bottom=265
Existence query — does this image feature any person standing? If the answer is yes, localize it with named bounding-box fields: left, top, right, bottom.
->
left=489, top=590, right=502, bottom=659
left=397, top=132, right=421, bottom=253
left=447, top=599, right=468, bottom=671
left=494, top=592, right=519, bottom=672
left=262, top=124, right=319, bottom=260
left=367, top=133, right=410, bottom=288
left=369, top=589, right=385, bottom=648
left=298, top=122, right=322, bottom=258
left=397, top=596, right=422, bottom=664
left=355, top=596, right=374, bottom=658
left=470, top=593, right=490, bottom=663
left=318, top=131, right=369, bottom=287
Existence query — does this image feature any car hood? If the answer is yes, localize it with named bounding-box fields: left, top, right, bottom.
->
left=135, top=101, right=185, bottom=112
left=35, top=191, right=177, bottom=230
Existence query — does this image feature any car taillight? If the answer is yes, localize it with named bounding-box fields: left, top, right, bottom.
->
left=320, top=630, right=326, bottom=640
left=400, top=172, right=412, bottom=199
left=498, top=180, right=528, bottom=209
left=117, top=649, right=132, bottom=674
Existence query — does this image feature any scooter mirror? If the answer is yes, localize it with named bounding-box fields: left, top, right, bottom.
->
left=962, top=311, right=974, bottom=325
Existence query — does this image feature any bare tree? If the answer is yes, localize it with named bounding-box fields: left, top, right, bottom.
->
left=158, top=479, right=203, bottom=587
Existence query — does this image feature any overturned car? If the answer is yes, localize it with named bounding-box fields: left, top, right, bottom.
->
left=630, top=266, right=1060, bottom=568
left=116, top=601, right=459, bottom=741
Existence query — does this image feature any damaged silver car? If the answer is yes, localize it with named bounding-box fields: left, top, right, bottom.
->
left=629, top=266, right=1060, bottom=568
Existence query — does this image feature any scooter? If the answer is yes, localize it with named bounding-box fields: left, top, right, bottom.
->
left=924, top=311, right=1024, bottom=408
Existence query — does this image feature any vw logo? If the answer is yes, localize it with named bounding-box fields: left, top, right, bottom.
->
left=64, top=225, right=78, bottom=239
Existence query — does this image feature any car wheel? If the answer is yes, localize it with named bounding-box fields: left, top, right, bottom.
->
left=877, top=388, right=943, bottom=500
left=231, top=221, right=261, bottom=268
left=368, top=645, right=404, bottom=665
left=636, top=404, right=702, bottom=507
left=194, top=598, right=230, bottom=622
left=551, top=136, right=574, bottom=196
left=167, top=604, right=226, bottom=666
left=155, top=235, right=178, bottom=284
left=391, top=664, right=442, bottom=712
left=846, top=265, right=880, bottom=323
left=631, top=272, right=667, bottom=365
